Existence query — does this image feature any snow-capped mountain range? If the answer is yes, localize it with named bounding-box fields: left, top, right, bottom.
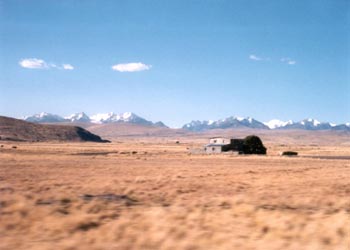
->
left=182, top=117, right=350, bottom=131
left=25, top=112, right=67, bottom=123
left=22, top=112, right=350, bottom=131
left=23, top=112, right=167, bottom=127
left=183, top=117, right=268, bottom=131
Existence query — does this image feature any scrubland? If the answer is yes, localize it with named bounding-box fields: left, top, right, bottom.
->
left=0, top=139, right=349, bottom=250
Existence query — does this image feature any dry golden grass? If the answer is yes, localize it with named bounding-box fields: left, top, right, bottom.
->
left=0, top=139, right=349, bottom=250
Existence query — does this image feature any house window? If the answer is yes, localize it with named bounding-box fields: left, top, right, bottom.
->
left=212, top=147, right=215, bottom=151
left=213, top=140, right=217, bottom=143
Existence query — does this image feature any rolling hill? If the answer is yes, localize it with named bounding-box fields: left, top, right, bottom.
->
left=0, top=116, right=109, bottom=142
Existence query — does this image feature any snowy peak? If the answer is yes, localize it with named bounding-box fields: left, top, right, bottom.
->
left=89, top=112, right=115, bottom=123
left=23, top=112, right=167, bottom=127
left=308, top=118, right=321, bottom=126
left=182, top=116, right=269, bottom=131
left=89, top=112, right=154, bottom=125
left=25, top=112, right=91, bottom=123
left=231, top=117, right=266, bottom=128
left=183, top=116, right=350, bottom=131
left=89, top=112, right=167, bottom=127
left=65, top=112, right=91, bottom=122
left=263, top=118, right=338, bottom=130
left=24, top=112, right=66, bottom=123
left=264, top=119, right=294, bottom=129
left=282, top=118, right=333, bottom=130
left=122, top=112, right=133, bottom=120
left=19, top=113, right=350, bottom=131
left=330, top=123, right=350, bottom=131
left=300, top=118, right=321, bottom=127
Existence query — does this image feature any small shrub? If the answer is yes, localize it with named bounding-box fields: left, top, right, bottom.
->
left=281, top=151, right=298, bottom=156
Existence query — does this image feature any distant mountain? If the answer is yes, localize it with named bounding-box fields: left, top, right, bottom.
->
left=89, top=112, right=167, bottom=127
left=264, top=118, right=334, bottom=130
left=65, top=112, right=91, bottom=123
left=183, top=116, right=350, bottom=131
left=264, top=118, right=350, bottom=131
left=183, top=116, right=269, bottom=131
left=330, top=123, right=350, bottom=131
left=0, top=116, right=109, bottom=142
left=23, top=112, right=167, bottom=127
left=19, top=113, right=350, bottom=131
left=279, top=118, right=333, bottom=130
left=24, top=112, right=66, bottom=123
left=263, top=119, right=294, bottom=129
left=90, top=112, right=153, bottom=125
left=153, top=121, right=168, bottom=127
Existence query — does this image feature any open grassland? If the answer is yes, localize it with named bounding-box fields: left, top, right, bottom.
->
left=0, top=140, right=349, bottom=250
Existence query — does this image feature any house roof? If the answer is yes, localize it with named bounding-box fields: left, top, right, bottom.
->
left=209, top=137, right=230, bottom=139
left=205, top=144, right=228, bottom=147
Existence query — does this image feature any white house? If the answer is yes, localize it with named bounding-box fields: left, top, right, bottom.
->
left=205, top=137, right=230, bottom=154
left=209, top=137, right=230, bottom=145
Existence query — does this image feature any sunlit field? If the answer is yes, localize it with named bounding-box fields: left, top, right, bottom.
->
left=1, top=139, right=349, bottom=250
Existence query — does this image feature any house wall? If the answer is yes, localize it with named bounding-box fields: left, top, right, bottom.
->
left=227, top=139, right=244, bottom=152
left=209, top=138, right=230, bottom=145
left=205, top=145, right=223, bottom=154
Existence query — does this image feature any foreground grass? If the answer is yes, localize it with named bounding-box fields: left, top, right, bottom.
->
left=0, top=142, right=349, bottom=250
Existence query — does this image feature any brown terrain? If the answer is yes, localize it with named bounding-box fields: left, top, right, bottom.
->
left=0, top=122, right=350, bottom=250
left=0, top=116, right=109, bottom=143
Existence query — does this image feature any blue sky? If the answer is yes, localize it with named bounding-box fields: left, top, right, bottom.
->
left=0, top=0, right=349, bottom=127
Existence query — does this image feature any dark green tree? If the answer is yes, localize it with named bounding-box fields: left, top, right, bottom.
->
left=243, top=135, right=266, bottom=154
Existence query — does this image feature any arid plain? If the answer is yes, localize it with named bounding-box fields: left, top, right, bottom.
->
left=1, top=130, right=350, bottom=250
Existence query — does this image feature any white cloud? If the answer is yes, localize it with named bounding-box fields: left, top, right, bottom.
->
left=19, top=58, right=48, bottom=69
left=249, top=54, right=296, bottom=65
left=19, top=58, right=74, bottom=70
left=62, top=64, right=74, bottom=70
left=249, top=54, right=271, bottom=61
left=111, top=62, right=152, bottom=72
left=249, top=54, right=262, bottom=61
left=281, top=57, right=296, bottom=65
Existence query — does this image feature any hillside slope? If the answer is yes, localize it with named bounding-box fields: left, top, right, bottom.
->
left=86, top=123, right=188, bottom=139
left=0, top=116, right=109, bottom=142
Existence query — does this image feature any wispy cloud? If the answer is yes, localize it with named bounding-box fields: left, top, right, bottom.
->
left=19, top=58, right=74, bottom=70
left=249, top=54, right=263, bottom=61
left=19, top=58, right=48, bottom=69
left=111, top=62, right=152, bottom=72
left=249, top=54, right=296, bottom=65
left=62, top=64, right=74, bottom=70
left=249, top=54, right=271, bottom=62
left=281, top=58, right=296, bottom=65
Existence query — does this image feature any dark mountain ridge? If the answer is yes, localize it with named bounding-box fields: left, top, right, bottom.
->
left=0, top=116, right=109, bottom=142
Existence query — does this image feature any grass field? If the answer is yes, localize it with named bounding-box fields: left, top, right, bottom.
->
left=0, top=139, right=349, bottom=250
